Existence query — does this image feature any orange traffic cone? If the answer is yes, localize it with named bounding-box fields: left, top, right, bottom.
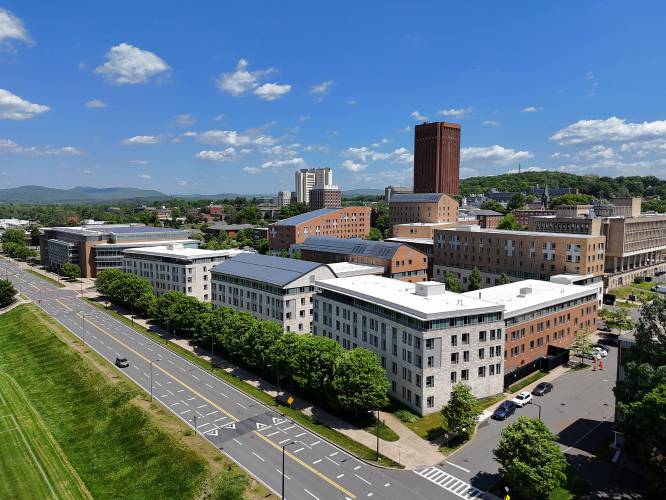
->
left=592, top=358, right=596, bottom=371
left=599, top=359, right=604, bottom=370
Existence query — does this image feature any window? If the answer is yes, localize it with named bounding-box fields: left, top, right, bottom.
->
left=450, top=371, right=457, bottom=383
left=451, top=335, right=457, bottom=347
left=427, top=396, right=434, bottom=409
left=463, top=351, right=469, bottom=362
left=427, top=356, right=435, bottom=368
left=462, top=333, right=469, bottom=345
left=478, top=366, right=486, bottom=377
left=479, top=331, right=486, bottom=342
left=425, top=338, right=434, bottom=350
left=426, top=375, right=434, bottom=388
left=478, top=348, right=485, bottom=360
left=450, top=352, right=459, bottom=364
left=461, top=369, right=469, bottom=381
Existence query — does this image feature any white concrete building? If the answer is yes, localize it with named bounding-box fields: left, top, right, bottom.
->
left=313, top=276, right=505, bottom=415
left=211, top=253, right=336, bottom=333
left=123, top=244, right=248, bottom=301
left=294, top=168, right=333, bottom=204
left=275, top=191, right=293, bottom=207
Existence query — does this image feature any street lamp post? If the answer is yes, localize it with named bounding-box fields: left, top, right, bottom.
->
left=532, top=401, right=542, bottom=420
left=193, top=414, right=198, bottom=434
left=210, top=334, right=215, bottom=370
left=81, top=313, right=89, bottom=347
left=376, top=409, right=380, bottom=461
left=281, top=441, right=295, bottom=499
left=150, top=358, right=161, bottom=401
left=268, top=363, right=281, bottom=406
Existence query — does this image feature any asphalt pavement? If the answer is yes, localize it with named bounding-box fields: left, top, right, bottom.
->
left=1, top=259, right=489, bottom=500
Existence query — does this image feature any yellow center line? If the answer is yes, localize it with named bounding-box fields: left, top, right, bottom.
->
left=53, top=299, right=357, bottom=499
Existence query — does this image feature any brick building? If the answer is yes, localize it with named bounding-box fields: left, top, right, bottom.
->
left=413, top=121, right=461, bottom=195
left=309, top=185, right=342, bottom=210
left=268, top=207, right=371, bottom=251
left=388, top=193, right=458, bottom=230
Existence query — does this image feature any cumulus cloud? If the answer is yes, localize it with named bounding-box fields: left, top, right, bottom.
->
left=260, top=144, right=301, bottom=158
left=95, top=43, right=170, bottom=84
left=0, top=138, right=82, bottom=156
left=343, top=146, right=413, bottom=164
left=461, top=145, right=533, bottom=166
left=127, top=159, right=148, bottom=165
left=576, top=144, right=617, bottom=161
left=85, top=99, right=107, bottom=108
left=550, top=117, right=666, bottom=145
left=340, top=159, right=367, bottom=172
left=311, top=80, right=334, bottom=95
left=0, top=8, right=32, bottom=46
left=185, top=129, right=277, bottom=147
left=121, top=135, right=161, bottom=145
left=522, top=106, right=542, bottom=113
left=411, top=110, right=427, bottom=121
left=438, top=107, right=472, bottom=118
left=260, top=157, right=305, bottom=169
left=195, top=147, right=240, bottom=162
left=352, top=167, right=413, bottom=185
left=0, top=89, right=49, bottom=120
left=243, top=166, right=261, bottom=175
left=254, top=82, right=292, bottom=101
left=175, top=113, right=196, bottom=126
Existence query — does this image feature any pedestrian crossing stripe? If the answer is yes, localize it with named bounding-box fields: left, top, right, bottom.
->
left=414, top=466, right=485, bottom=500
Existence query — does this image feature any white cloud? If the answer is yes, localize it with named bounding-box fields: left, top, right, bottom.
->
left=353, top=167, right=413, bottom=185
left=85, top=99, right=107, bottom=108
left=585, top=70, right=598, bottom=97
left=551, top=117, right=666, bottom=145
left=522, top=106, right=542, bottom=113
left=461, top=145, right=533, bottom=166
left=576, top=145, right=617, bottom=161
left=0, top=89, right=49, bottom=120
left=253, top=82, right=292, bottom=101
left=175, top=179, right=188, bottom=186
left=137, top=174, right=152, bottom=179
left=243, top=167, right=261, bottom=175
left=438, top=107, right=472, bottom=118
left=505, top=166, right=545, bottom=174
left=311, top=80, right=334, bottom=95
left=195, top=148, right=239, bottom=162
left=186, top=129, right=277, bottom=147
left=346, top=99, right=357, bottom=105
left=0, top=8, right=31, bottom=46
left=121, top=135, right=161, bottom=145
left=260, top=144, right=301, bottom=158
left=213, top=113, right=225, bottom=122
left=260, top=157, right=305, bottom=169
left=81, top=169, right=94, bottom=175
left=175, top=113, right=196, bottom=126
left=127, top=159, right=148, bottom=165
left=400, top=126, right=411, bottom=133
left=95, top=43, right=170, bottom=84
left=341, top=159, right=367, bottom=172
left=482, top=120, right=499, bottom=126
left=343, top=146, right=413, bottom=164
left=411, top=110, right=427, bottom=121
left=0, top=138, right=82, bottom=156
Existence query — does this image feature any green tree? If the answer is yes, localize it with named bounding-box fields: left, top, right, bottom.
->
left=60, top=262, right=81, bottom=280
left=443, top=272, right=462, bottom=293
left=96, top=269, right=125, bottom=296
left=468, top=267, right=482, bottom=291
left=634, top=298, right=666, bottom=362
left=366, top=228, right=383, bottom=241
left=506, top=193, right=527, bottom=211
left=549, top=193, right=595, bottom=208
left=291, top=336, right=343, bottom=397
left=569, top=328, right=593, bottom=365
left=106, top=273, right=155, bottom=313
left=493, top=416, right=567, bottom=498
left=0, top=279, right=17, bottom=308
left=1, top=228, right=27, bottom=246
left=440, top=384, right=481, bottom=440
left=480, top=200, right=507, bottom=214
left=497, top=214, right=520, bottom=230
left=332, top=349, right=389, bottom=416
left=497, top=272, right=511, bottom=285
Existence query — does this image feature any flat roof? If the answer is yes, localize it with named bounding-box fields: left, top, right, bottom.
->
left=327, top=262, right=384, bottom=278
left=211, top=253, right=327, bottom=287
left=462, top=279, right=597, bottom=318
left=123, top=245, right=248, bottom=260
left=437, top=226, right=603, bottom=239
left=385, top=237, right=433, bottom=245
left=390, top=193, right=446, bottom=203
left=300, top=236, right=403, bottom=259
left=394, top=222, right=454, bottom=227
left=316, top=275, right=503, bottom=321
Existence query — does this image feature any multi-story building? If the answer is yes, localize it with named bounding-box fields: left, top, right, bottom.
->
left=123, top=244, right=247, bottom=301
left=384, top=185, right=412, bottom=203
left=40, top=224, right=192, bottom=278
left=463, top=280, right=599, bottom=373
left=208, top=204, right=225, bottom=218
left=210, top=253, right=336, bottom=333
left=594, top=198, right=641, bottom=218
left=275, top=191, right=293, bottom=207
left=529, top=215, right=602, bottom=235
left=458, top=208, right=503, bottom=228
left=309, top=185, right=342, bottom=210
left=299, top=236, right=429, bottom=282
left=269, top=207, right=371, bottom=251
left=294, top=168, right=333, bottom=204
left=513, top=209, right=556, bottom=226
left=389, top=193, right=458, bottom=230
left=432, top=225, right=606, bottom=287
left=313, top=277, right=505, bottom=415
left=413, top=121, right=461, bottom=195
left=392, top=222, right=455, bottom=239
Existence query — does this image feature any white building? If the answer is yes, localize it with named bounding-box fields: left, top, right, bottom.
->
left=0, top=218, right=30, bottom=229
left=294, top=168, right=333, bottom=204
left=211, top=253, right=336, bottom=333
left=275, top=191, right=293, bottom=207
left=313, top=276, right=505, bottom=415
left=123, top=244, right=248, bottom=301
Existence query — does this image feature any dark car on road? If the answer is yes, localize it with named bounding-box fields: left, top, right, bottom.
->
left=115, top=357, right=129, bottom=368
left=492, top=401, right=516, bottom=420
left=532, top=382, right=553, bottom=396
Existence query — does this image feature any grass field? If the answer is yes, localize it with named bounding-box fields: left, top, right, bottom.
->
left=0, top=372, right=90, bottom=499
left=609, top=280, right=658, bottom=302
left=0, top=304, right=266, bottom=499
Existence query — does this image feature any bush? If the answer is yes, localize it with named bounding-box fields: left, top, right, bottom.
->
left=394, top=409, right=419, bottom=423
left=634, top=276, right=645, bottom=284
left=0, top=279, right=17, bottom=308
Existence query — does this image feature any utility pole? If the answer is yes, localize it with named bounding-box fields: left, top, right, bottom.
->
left=282, top=441, right=295, bottom=499
left=376, top=408, right=380, bottom=461
left=210, top=334, right=215, bottom=370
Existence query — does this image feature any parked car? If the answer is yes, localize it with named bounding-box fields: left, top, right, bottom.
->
left=532, top=382, right=553, bottom=396
left=512, top=391, right=533, bottom=407
left=644, top=276, right=653, bottom=282
left=655, top=270, right=666, bottom=276
left=576, top=350, right=596, bottom=360
left=651, top=285, right=666, bottom=294
left=115, top=357, right=129, bottom=368
left=492, top=401, right=517, bottom=420
left=592, top=347, right=607, bottom=357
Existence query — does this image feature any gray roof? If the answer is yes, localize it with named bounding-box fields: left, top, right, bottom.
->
left=390, top=193, right=445, bottom=203
left=211, top=253, right=324, bottom=287
left=207, top=222, right=254, bottom=231
left=301, top=236, right=402, bottom=259
left=461, top=209, right=503, bottom=216
left=273, top=208, right=341, bottom=226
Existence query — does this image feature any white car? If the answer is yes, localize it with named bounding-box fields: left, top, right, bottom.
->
left=512, top=391, right=533, bottom=407
left=592, top=347, right=607, bottom=357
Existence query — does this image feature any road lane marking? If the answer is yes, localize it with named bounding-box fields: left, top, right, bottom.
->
left=353, top=465, right=361, bottom=470
left=276, top=468, right=292, bottom=480
left=251, top=452, right=265, bottom=462
left=279, top=439, right=291, bottom=444
left=304, top=489, right=320, bottom=500
left=295, top=432, right=306, bottom=438
left=282, top=425, right=295, bottom=431
left=214, top=417, right=227, bottom=422
left=206, top=411, right=217, bottom=416
left=267, top=431, right=279, bottom=437
left=293, top=447, right=304, bottom=453
left=310, top=440, right=321, bottom=446
left=236, top=402, right=246, bottom=409
left=206, top=383, right=214, bottom=389
left=445, top=461, right=471, bottom=473
left=329, top=452, right=338, bottom=456
left=312, top=459, right=322, bottom=464
left=233, top=438, right=242, bottom=445
left=325, top=456, right=339, bottom=466
left=414, top=466, right=485, bottom=500
left=197, top=404, right=207, bottom=409
left=337, top=474, right=344, bottom=478
left=354, top=474, right=371, bottom=486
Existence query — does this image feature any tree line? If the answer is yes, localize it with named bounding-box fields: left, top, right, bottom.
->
left=95, top=269, right=389, bottom=417
left=1, top=229, right=37, bottom=261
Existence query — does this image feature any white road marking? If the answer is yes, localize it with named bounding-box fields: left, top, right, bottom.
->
left=282, top=425, right=295, bottom=431
left=337, top=473, right=345, bottom=478
left=329, top=451, right=338, bottom=456
left=167, top=360, right=174, bottom=365
left=177, top=389, right=184, bottom=393
left=312, top=459, right=322, bottom=464
left=267, top=431, right=279, bottom=437
left=276, top=468, right=292, bottom=480
left=236, top=402, right=246, bottom=409
left=384, top=483, right=390, bottom=487
left=353, top=465, right=361, bottom=470
left=303, top=489, right=320, bottom=500
left=170, top=403, right=180, bottom=407
left=325, top=456, right=339, bottom=466
left=295, top=432, right=306, bottom=438
left=310, top=440, right=321, bottom=446
left=220, top=392, right=229, bottom=398
left=446, top=461, right=471, bottom=473
left=196, top=404, right=207, bottom=409
left=233, top=438, right=242, bottom=445
left=198, top=422, right=211, bottom=429
left=214, top=416, right=227, bottom=422
left=154, top=381, right=162, bottom=387
left=191, top=375, right=200, bottom=381
left=354, top=474, right=371, bottom=485
left=251, top=452, right=265, bottom=462
left=279, top=439, right=291, bottom=444
left=415, top=466, right=485, bottom=500
left=167, top=390, right=175, bottom=396
left=293, top=447, right=304, bottom=453
left=180, top=410, right=191, bottom=414
left=206, top=383, right=214, bottom=389
left=205, top=411, right=217, bottom=416
left=187, top=397, right=195, bottom=401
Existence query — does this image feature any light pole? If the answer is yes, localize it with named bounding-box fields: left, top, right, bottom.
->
left=193, top=414, right=198, bottom=434
left=531, top=401, right=542, bottom=420
left=268, top=363, right=281, bottom=406
left=81, top=312, right=90, bottom=347
left=150, top=358, right=161, bottom=401
left=376, top=409, right=380, bottom=461
left=281, top=441, right=295, bottom=499
left=210, top=334, right=215, bottom=370
left=130, top=303, right=134, bottom=325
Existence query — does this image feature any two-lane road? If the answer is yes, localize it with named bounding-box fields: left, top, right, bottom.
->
left=1, top=259, right=489, bottom=500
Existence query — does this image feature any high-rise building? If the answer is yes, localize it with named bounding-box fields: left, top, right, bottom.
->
left=309, top=185, right=342, bottom=210
left=294, top=168, right=333, bottom=204
left=413, top=122, right=460, bottom=195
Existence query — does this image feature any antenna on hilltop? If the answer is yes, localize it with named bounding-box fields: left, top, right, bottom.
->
left=518, top=163, right=522, bottom=174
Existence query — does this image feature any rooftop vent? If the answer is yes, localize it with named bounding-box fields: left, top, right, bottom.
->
left=518, top=286, right=533, bottom=297
left=414, top=281, right=446, bottom=297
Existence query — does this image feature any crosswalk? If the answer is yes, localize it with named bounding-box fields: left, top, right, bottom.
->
left=414, top=466, right=486, bottom=499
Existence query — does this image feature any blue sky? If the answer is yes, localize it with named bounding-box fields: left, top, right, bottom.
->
left=2, top=1, right=666, bottom=195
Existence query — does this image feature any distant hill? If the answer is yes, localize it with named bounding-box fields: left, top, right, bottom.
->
left=0, top=185, right=168, bottom=203
left=343, top=189, right=384, bottom=197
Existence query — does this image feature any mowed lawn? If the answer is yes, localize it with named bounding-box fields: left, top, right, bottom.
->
left=0, top=371, right=90, bottom=499
left=0, top=304, right=209, bottom=499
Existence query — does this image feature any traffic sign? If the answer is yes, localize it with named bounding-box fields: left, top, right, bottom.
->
left=287, top=396, right=294, bottom=406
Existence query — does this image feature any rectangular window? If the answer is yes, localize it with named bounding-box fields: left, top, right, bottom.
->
left=427, top=356, right=435, bottom=368
left=427, top=396, right=434, bottom=408
left=478, top=348, right=485, bottom=360
left=450, top=371, right=457, bottom=383
left=478, top=366, right=486, bottom=377
left=451, top=335, right=457, bottom=347
left=426, top=375, right=434, bottom=388
left=461, top=369, right=469, bottom=381
left=450, top=352, right=458, bottom=364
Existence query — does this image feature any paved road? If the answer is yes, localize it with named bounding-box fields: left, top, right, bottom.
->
left=1, top=260, right=489, bottom=500
left=437, top=347, right=617, bottom=491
